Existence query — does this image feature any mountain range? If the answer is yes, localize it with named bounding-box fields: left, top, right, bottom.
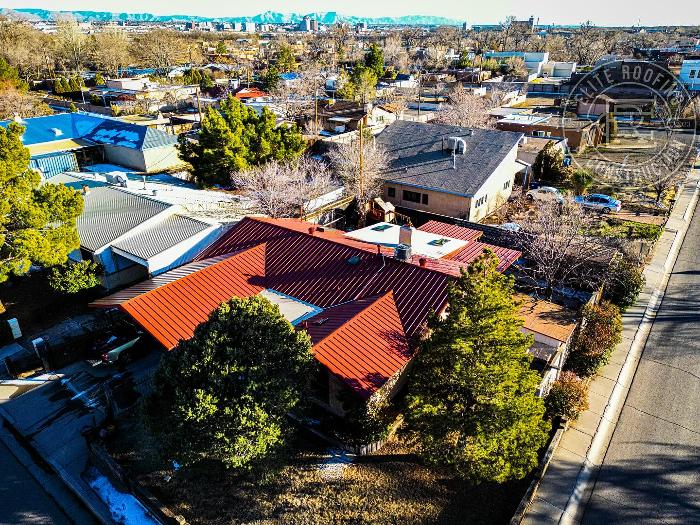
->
left=1, top=8, right=464, bottom=26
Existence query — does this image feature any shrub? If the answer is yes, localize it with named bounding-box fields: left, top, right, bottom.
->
left=48, top=260, right=102, bottom=294
left=566, top=301, right=622, bottom=378
left=545, top=371, right=589, bottom=421
left=532, top=141, right=571, bottom=184
left=605, top=258, right=646, bottom=311
left=571, top=169, right=594, bottom=195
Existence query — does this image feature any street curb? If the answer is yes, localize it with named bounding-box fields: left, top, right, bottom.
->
left=558, top=173, right=700, bottom=524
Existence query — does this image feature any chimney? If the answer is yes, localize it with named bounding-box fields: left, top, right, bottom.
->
left=399, top=224, right=413, bottom=247
left=418, top=257, right=427, bottom=267
left=308, top=226, right=316, bottom=235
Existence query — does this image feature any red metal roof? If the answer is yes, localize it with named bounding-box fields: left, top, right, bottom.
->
left=304, top=291, right=410, bottom=399
left=196, top=217, right=450, bottom=338
left=92, top=245, right=266, bottom=350
left=418, top=220, right=483, bottom=242
left=447, top=241, right=521, bottom=273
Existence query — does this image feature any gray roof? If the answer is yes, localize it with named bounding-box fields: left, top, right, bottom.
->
left=112, top=215, right=212, bottom=260
left=376, top=120, right=523, bottom=197
left=78, top=187, right=171, bottom=251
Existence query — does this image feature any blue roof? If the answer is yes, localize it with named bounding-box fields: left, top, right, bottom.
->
left=279, top=72, right=301, bottom=81
left=0, top=113, right=178, bottom=152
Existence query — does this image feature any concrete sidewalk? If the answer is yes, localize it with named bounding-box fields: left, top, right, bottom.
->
left=523, top=167, right=700, bottom=524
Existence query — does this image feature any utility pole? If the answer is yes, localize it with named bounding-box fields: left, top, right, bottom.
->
left=417, top=73, right=421, bottom=118
left=359, top=119, right=364, bottom=224
left=195, top=86, right=203, bottom=125
left=314, top=88, right=319, bottom=136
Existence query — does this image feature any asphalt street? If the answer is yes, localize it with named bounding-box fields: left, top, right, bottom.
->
left=0, top=437, right=72, bottom=525
left=582, top=194, right=700, bottom=523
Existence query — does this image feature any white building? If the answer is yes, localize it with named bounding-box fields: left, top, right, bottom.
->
left=679, top=59, right=700, bottom=92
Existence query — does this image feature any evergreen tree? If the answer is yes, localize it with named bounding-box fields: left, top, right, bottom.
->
left=48, top=260, right=101, bottom=294
left=144, top=296, right=314, bottom=468
left=69, top=76, right=80, bottom=93
left=0, top=123, right=83, bottom=289
left=365, top=43, right=385, bottom=78
left=275, top=44, right=297, bottom=72
left=532, top=140, right=571, bottom=183
left=261, top=65, right=280, bottom=92
left=177, top=95, right=306, bottom=187
left=407, top=251, right=549, bottom=483
left=215, top=40, right=228, bottom=55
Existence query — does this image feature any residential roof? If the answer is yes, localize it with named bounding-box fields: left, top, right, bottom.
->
left=93, top=217, right=452, bottom=398
left=518, top=294, right=578, bottom=344
left=418, top=220, right=483, bottom=242
left=50, top=173, right=172, bottom=252
left=376, top=120, right=523, bottom=197
left=111, top=215, right=213, bottom=260
left=97, top=247, right=266, bottom=348
left=0, top=113, right=178, bottom=152
left=305, top=291, right=410, bottom=399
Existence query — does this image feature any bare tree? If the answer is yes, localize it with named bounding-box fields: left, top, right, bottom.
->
left=512, top=202, right=616, bottom=298
left=0, top=87, right=52, bottom=120
left=92, top=26, right=131, bottom=77
left=271, top=63, right=325, bottom=120
left=234, top=156, right=333, bottom=218
left=328, top=132, right=389, bottom=227
left=55, top=16, right=90, bottom=72
left=434, top=84, right=495, bottom=129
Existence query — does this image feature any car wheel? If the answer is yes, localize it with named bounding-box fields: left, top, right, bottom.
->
left=526, top=194, right=534, bottom=201
left=602, top=207, right=612, bottom=214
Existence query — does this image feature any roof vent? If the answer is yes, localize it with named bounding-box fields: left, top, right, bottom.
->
left=394, top=243, right=412, bottom=261
left=347, top=255, right=361, bottom=265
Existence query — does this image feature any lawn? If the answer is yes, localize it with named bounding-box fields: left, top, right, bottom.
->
left=107, top=415, right=531, bottom=525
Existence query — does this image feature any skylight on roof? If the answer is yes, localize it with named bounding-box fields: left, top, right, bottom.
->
left=371, top=224, right=393, bottom=231
left=428, top=238, right=450, bottom=246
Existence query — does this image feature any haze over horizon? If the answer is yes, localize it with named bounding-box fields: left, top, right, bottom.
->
left=2, top=0, right=699, bottom=26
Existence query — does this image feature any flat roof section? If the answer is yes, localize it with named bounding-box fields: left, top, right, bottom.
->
left=344, top=222, right=469, bottom=259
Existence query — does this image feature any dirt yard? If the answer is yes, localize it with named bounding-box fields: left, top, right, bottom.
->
left=107, top=416, right=531, bottom=525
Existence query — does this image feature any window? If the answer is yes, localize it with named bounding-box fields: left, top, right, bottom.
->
left=503, top=180, right=511, bottom=190
left=421, top=193, right=429, bottom=205
left=403, top=190, right=422, bottom=203
left=690, top=69, right=697, bottom=79
left=387, top=187, right=396, bottom=198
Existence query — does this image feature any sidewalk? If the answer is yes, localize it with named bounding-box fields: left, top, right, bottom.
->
left=522, top=167, right=700, bottom=524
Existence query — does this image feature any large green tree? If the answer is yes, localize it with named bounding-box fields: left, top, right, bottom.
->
left=0, top=123, right=83, bottom=292
left=364, top=43, right=384, bottom=78
left=177, top=96, right=306, bottom=187
left=407, top=251, right=549, bottom=483
left=145, top=296, right=314, bottom=468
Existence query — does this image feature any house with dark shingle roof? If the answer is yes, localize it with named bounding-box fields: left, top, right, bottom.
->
left=0, top=112, right=183, bottom=176
left=376, top=120, right=524, bottom=222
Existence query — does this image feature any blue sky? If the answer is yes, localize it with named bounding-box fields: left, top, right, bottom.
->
left=2, top=0, right=699, bottom=26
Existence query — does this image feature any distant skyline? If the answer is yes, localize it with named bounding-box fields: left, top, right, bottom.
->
left=2, top=0, right=699, bottom=26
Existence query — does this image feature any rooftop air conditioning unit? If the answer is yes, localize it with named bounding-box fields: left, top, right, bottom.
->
left=394, top=243, right=412, bottom=261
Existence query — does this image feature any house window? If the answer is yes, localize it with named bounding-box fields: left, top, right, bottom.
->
left=421, top=193, right=429, bottom=205
left=503, top=180, right=511, bottom=190
left=403, top=190, right=422, bottom=203
left=691, top=69, right=697, bottom=79
left=387, top=187, right=396, bottom=198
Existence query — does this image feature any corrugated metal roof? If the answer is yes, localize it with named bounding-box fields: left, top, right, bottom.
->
left=448, top=241, right=521, bottom=273
left=305, top=291, right=410, bottom=399
left=112, top=215, right=212, bottom=260
left=418, top=220, right=483, bottom=242
left=75, top=185, right=172, bottom=252
left=196, top=217, right=450, bottom=338
left=95, top=246, right=266, bottom=350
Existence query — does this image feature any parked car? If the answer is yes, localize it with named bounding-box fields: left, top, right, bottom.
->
left=526, top=186, right=565, bottom=204
left=574, top=194, right=622, bottom=213
left=87, top=322, right=144, bottom=368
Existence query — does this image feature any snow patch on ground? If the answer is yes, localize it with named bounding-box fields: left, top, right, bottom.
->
left=87, top=468, right=159, bottom=525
